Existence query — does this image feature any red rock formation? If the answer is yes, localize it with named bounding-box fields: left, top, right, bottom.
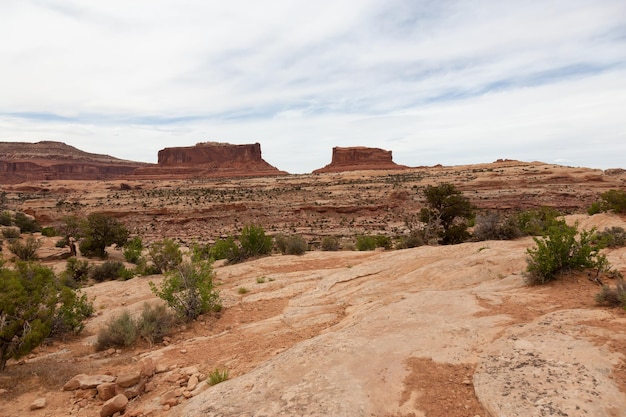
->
left=133, top=142, right=287, bottom=178
left=0, top=141, right=149, bottom=183
left=313, top=146, right=407, bottom=173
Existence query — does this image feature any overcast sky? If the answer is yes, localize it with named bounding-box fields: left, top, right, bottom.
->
left=1, top=0, right=625, bottom=173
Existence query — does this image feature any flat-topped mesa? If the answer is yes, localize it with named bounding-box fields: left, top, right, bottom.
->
left=134, top=142, right=287, bottom=178
left=313, top=146, right=408, bottom=173
left=0, top=141, right=148, bottom=183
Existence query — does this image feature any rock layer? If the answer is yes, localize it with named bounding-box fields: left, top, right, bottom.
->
left=0, top=141, right=147, bottom=183
left=313, top=146, right=407, bottom=173
left=133, top=142, right=286, bottom=178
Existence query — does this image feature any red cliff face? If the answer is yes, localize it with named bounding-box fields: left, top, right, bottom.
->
left=313, top=146, right=407, bottom=173
left=134, top=142, right=286, bottom=178
left=0, top=141, right=148, bottom=183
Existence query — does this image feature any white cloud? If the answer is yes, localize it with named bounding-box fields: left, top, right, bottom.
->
left=0, top=0, right=624, bottom=173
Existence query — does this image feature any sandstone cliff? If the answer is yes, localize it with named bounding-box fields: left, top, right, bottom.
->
left=0, top=141, right=148, bottom=183
left=133, top=142, right=287, bottom=178
left=313, top=146, right=407, bottom=173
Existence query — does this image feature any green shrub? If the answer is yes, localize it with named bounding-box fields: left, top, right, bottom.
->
left=396, top=232, right=424, bottom=249
left=191, top=242, right=212, bottom=262
left=13, top=212, right=40, bottom=233
left=149, top=238, right=182, bottom=273
left=374, top=235, right=392, bottom=250
left=79, top=213, right=129, bottom=258
left=150, top=261, right=221, bottom=321
left=8, top=235, right=42, bottom=261
left=321, top=236, right=341, bottom=251
left=123, top=236, right=143, bottom=264
left=473, top=212, right=523, bottom=241
left=96, top=311, right=137, bottom=350
left=0, top=211, right=11, bottom=227
left=40, top=227, right=57, bottom=237
left=589, top=189, right=626, bottom=214
left=595, top=280, right=626, bottom=309
left=49, top=288, right=94, bottom=338
left=525, top=221, right=609, bottom=285
left=238, top=225, right=272, bottom=260
left=90, top=261, right=129, bottom=282
left=276, top=235, right=308, bottom=255
left=207, top=368, right=229, bottom=386
left=514, top=207, right=562, bottom=236
left=210, top=237, right=240, bottom=261
left=419, top=183, right=474, bottom=245
left=356, top=235, right=376, bottom=251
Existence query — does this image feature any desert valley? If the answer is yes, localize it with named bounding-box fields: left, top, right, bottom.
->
left=0, top=141, right=625, bottom=417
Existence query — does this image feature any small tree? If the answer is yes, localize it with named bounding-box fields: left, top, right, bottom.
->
left=149, top=238, right=183, bottom=273
left=236, top=225, right=272, bottom=262
left=79, top=213, right=129, bottom=258
left=0, top=262, right=92, bottom=372
left=123, top=236, right=144, bottom=264
left=150, top=261, right=221, bottom=321
left=7, top=235, right=42, bottom=261
left=588, top=189, right=626, bottom=214
left=419, top=183, right=474, bottom=244
left=58, top=214, right=83, bottom=256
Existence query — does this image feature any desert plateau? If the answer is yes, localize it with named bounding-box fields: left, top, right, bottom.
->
left=0, top=142, right=625, bottom=417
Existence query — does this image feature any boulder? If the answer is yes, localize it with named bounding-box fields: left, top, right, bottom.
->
left=63, top=374, right=116, bottom=391
left=29, top=398, right=46, bottom=410
left=116, top=370, right=141, bottom=388
left=100, top=394, right=128, bottom=417
left=97, top=382, right=120, bottom=401
left=313, top=146, right=407, bottom=173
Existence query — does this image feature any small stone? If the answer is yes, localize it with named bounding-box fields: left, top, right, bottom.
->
left=30, top=398, right=46, bottom=410
left=100, top=394, right=128, bottom=417
left=155, top=363, right=168, bottom=374
left=117, top=370, right=141, bottom=388
left=186, top=375, right=199, bottom=391
left=180, top=349, right=187, bottom=354
left=182, top=390, right=193, bottom=399
left=97, top=382, right=119, bottom=401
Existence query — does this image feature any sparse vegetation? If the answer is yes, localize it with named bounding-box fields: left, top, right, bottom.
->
left=525, top=221, right=609, bottom=285
left=473, top=212, right=522, bottom=241
left=150, top=261, right=221, bottom=321
left=210, top=237, right=240, bottom=261
left=207, top=368, right=229, bottom=386
left=90, top=261, right=132, bottom=282
left=60, top=257, right=91, bottom=288
left=321, top=236, right=341, bottom=251
left=237, top=287, right=249, bottom=294
left=514, top=207, right=562, bottom=236
left=123, top=236, right=144, bottom=263
left=96, top=310, right=137, bottom=350
left=595, top=226, right=626, bottom=248
left=595, top=280, right=626, bottom=309
left=275, top=234, right=308, bottom=255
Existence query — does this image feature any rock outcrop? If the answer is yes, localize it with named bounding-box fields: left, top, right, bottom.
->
left=0, top=141, right=148, bottom=183
left=313, top=146, right=407, bottom=173
left=133, top=142, right=287, bottom=178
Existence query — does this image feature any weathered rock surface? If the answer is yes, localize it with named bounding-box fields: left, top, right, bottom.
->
left=133, top=142, right=287, bottom=178
left=0, top=141, right=148, bottom=183
left=313, top=146, right=407, bottom=173
left=63, top=374, right=116, bottom=391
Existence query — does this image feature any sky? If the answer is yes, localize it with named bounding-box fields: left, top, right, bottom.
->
left=1, top=0, right=625, bottom=174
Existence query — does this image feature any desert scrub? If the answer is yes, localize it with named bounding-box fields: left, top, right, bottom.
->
left=149, top=238, right=182, bottom=272
left=90, top=261, right=132, bottom=282
left=275, top=234, right=308, bottom=255
left=237, top=287, right=249, bottom=294
left=525, top=221, right=609, bottom=285
left=588, top=189, right=626, bottom=215
left=595, top=226, right=626, bottom=248
left=60, top=257, right=91, bottom=288
left=96, top=311, right=137, bottom=350
left=7, top=235, right=42, bottom=260
left=207, top=368, right=229, bottom=386
left=123, top=236, right=144, bottom=264
left=150, top=261, right=221, bottom=321
left=595, top=280, right=626, bottom=309
left=233, top=224, right=272, bottom=262
left=514, top=207, right=562, bottom=236
left=473, top=212, right=522, bottom=241
left=321, top=236, right=341, bottom=251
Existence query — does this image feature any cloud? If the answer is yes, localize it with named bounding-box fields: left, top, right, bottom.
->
left=0, top=0, right=624, bottom=172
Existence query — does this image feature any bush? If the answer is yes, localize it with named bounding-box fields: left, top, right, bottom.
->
left=595, top=226, right=626, bottom=248
left=374, top=235, right=392, bottom=250
left=525, top=221, right=609, bottom=285
left=2, top=227, right=20, bottom=240
left=149, top=238, right=182, bottom=273
left=356, top=235, right=376, bottom=251
left=60, top=257, right=91, bottom=288
left=150, top=261, right=221, bottom=321
left=207, top=368, right=229, bottom=386
left=396, top=232, right=424, bottom=249
left=321, top=236, right=341, bottom=251
left=596, top=280, right=626, bottom=309
left=419, top=183, right=474, bottom=244
left=49, top=288, right=94, bottom=339
left=136, top=303, right=177, bottom=347
left=210, top=237, right=240, bottom=261
left=234, top=225, right=272, bottom=262
left=123, top=236, right=143, bottom=264
left=79, top=213, right=129, bottom=258
left=90, top=261, right=130, bottom=282
left=276, top=235, right=308, bottom=255
left=473, top=212, right=523, bottom=241
left=8, top=235, right=42, bottom=261
left=96, top=303, right=176, bottom=351
left=40, top=227, right=57, bottom=237
left=96, top=311, right=137, bottom=350
left=589, top=189, right=626, bottom=214
left=13, top=212, right=40, bottom=233
left=0, top=211, right=11, bottom=227
left=514, top=207, right=562, bottom=236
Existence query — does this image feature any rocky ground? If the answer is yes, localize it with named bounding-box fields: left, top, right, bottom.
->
left=0, top=163, right=625, bottom=416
